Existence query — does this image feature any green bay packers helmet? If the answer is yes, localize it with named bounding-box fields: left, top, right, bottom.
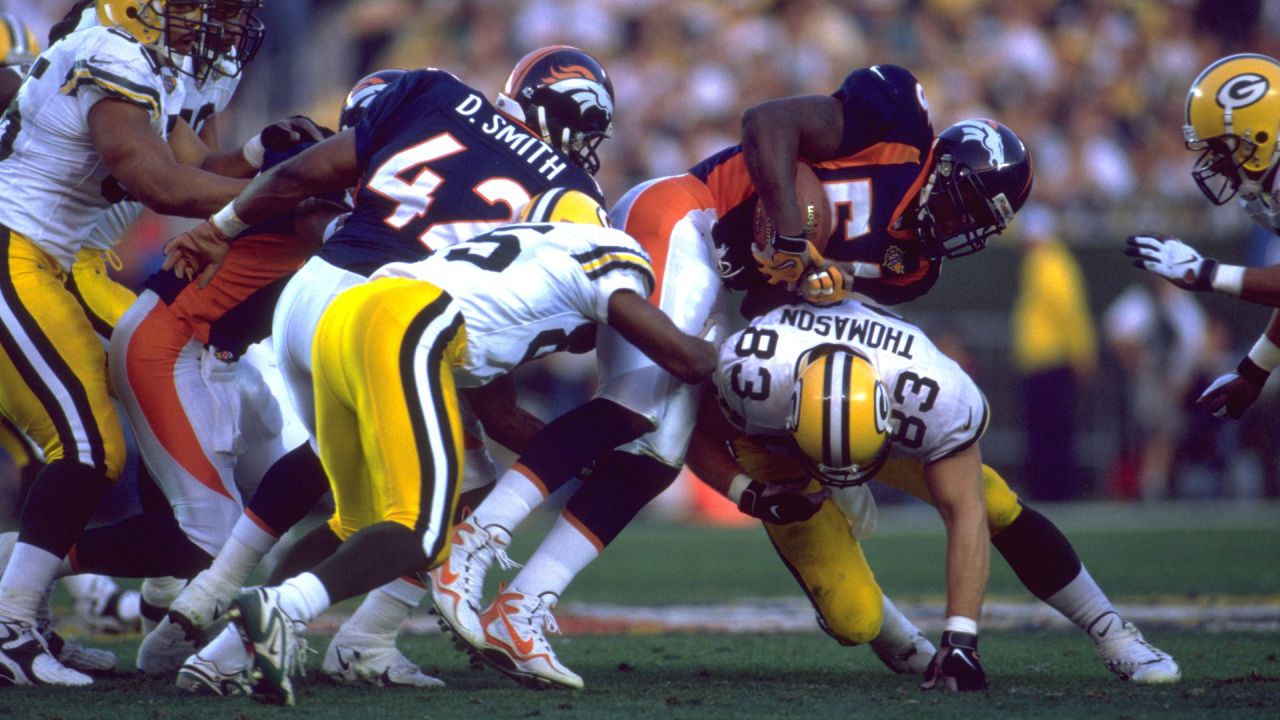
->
left=519, top=187, right=611, bottom=227
left=1184, top=53, right=1280, bottom=204
left=96, top=0, right=217, bottom=78
left=787, top=348, right=892, bottom=487
left=0, top=14, right=40, bottom=68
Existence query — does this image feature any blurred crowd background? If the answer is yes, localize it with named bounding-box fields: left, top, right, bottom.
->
left=5, top=0, right=1280, bottom=511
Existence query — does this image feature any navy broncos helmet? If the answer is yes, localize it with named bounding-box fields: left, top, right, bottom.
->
left=494, top=45, right=614, bottom=175
left=916, top=118, right=1033, bottom=259
left=339, top=69, right=406, bottom=131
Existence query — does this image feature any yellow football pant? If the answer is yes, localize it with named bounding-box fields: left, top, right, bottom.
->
left=734, top=439, right=1022, bottom=645
left=0, top=229, right=125, bottom=479
left=70, top=247, right=137, bottom=341
left=312, top=277, right=467, bottom=568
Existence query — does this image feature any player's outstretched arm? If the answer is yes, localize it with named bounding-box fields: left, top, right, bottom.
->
left=1126, top=232, right=1280, bottom=305
left=605, top=290, right=717, bottom=384
left=920, top=443, right=990, bottom=692
left=1198, top=309, right=1280, bottom=419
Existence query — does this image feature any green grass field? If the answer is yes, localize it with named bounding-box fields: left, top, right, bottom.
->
left=2, top=501, right=1278, bottom=719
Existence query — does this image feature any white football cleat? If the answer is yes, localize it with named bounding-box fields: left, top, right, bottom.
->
left=429, top=520, right=517, bottom=649
left=870, top=628, right=935, bottom=675
left=41, top=625, right=117, bottom=672
left=137, top=615, right=198, bottom=675
left=477, top=587, right=582, bottom=690
left=69, top=575, right=142, bottom=635
left=167, top=570, right=239, bottom=643
left=176, top=646, right=252, bottom=696
left=0, top=618, right=93, bottom=686
left=1094, top=616, right=1181, bottom=684
left=322, top=628, right=445, bottom=688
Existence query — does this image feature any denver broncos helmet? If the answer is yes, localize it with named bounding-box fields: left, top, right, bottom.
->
left=916, top=118, right=1033, bottom=259
left=0, top=14, right=39, bottom=69
left=1183, top=53, right=1280, bottom=206
left=495, top=45, right=614, bottom=175
left=519, top=187, right=611, bottom=227
left=340, top=69, right=406, bottom=131
left=95, top=0, right=219, bottom=78
left=787, top=348, right=891, bottom=487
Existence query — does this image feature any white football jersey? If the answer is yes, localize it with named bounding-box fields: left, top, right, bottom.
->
left=73, top=5, right=242, bottom=251
left=715, top=300, right=988, bottom=465
left=372, top=222, right=655, bottom=388
left=0, top=26, right=184, bottom=270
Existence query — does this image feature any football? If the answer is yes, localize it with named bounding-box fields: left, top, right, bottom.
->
left=752, top=161, right=834, bottom=253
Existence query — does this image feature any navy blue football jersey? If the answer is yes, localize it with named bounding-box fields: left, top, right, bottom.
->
left=320, top=69, right=605, bottom=276
left=690, top=64, right=936, bottom=312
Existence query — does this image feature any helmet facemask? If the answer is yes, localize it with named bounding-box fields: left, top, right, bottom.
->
left=917, top=155, right=1014, bottom=260
left=203, top=0, right=264, bottom=80
left=97, top=0, right=221, bottom=81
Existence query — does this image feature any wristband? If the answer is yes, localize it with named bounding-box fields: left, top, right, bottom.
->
left=726, top=474, right=753, bottom=504
left=210, top=202, right=248, bottom=239
left=241, top=132, right=265, bottom=170
left=944, top=615, right=979, bottom=636
left=1210, top=263, right=1245, bottom=296
left=771, top=230, right=807, bottom=255
left=1247, top=334, right=1280, bottom=373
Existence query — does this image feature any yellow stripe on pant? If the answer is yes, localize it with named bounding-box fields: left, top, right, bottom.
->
left=0, top=228, right=125, bottom=478
left=312, top=277, right=467, bottom=568
left=733, top=438, right=1025, bottom=645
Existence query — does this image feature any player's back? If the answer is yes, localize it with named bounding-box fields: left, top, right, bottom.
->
left=323, top=69, right=605, bottom=276
left=372, top=221, right=653, bottom=388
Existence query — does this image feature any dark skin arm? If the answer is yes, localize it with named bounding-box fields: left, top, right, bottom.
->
left=1237, top=268, right=1280, bottom=307
left=89, top=98, right=247, bottom=216
left=163, top=129, right=359, bottom=283
left=0, top=67, right=21, bottom=110
left=461, top=374, right=546, bottom=456
left=740, top=95, right=845, bottom=238
left=605, top=290, right=717, bottom=384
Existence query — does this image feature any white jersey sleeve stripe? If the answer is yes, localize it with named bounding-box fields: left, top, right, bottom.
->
left=60, top=62, right=163, bottom=120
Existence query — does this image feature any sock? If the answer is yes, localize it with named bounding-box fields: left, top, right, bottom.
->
left=509, top=513, right=599, bottom=599
left=470, top=465, right=547, bottom=533
left=1044, top=566, right=1119, bottom=637
left=277, top=572, right=331, bottom=623
left=200, top=623, right=250, bottom=671
left=0, top=542, right=63, bottom=623
left=340, top=582, right=418, bottom=638
left=869, top=595, right=915, bottom=652
left=141, top=576, right=187, bottom=609
left=205, top=514, right=278, bottom=589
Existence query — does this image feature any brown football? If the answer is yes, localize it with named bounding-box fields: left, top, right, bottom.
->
left=752, top=161, right=833, bottom=253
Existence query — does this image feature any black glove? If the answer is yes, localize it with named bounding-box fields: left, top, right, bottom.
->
left=260, top=115, right=330, bottom=152
left=1197, top=356, right=1269, bottom=419
left=919, top=631, right=987, bottom=692
left=736, top=479, right=829, bottom=525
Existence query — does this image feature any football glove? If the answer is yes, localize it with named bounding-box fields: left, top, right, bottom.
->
left=752, top=232, right=817, bottom=288
left=801, top=262, right=854, bottom=304
left=736, top=479, right=830, bottom=525
left=1197, top=357, right=1269, bottom=419
left=920, top=631, right=987, bottom=692
left=1125, top=234, right=1217, bottom=291
left=260, top=115, right=329, bottom=152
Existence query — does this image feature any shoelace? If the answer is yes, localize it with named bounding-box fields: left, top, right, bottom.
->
left=463, top=529, right=521, bottom=599
left=290, top=622, right=314, bottom=677
left=525, top=596, right=562, bottom=641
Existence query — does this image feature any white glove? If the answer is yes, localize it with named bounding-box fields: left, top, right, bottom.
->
left=1124, top=233, right=1217, bottom=291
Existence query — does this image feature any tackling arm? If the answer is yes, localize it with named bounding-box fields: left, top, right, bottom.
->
left=740, top=95, right=844, bottom=238
left=605, top=290, right=717, bottom=384
left=461, top=374, right=545, bottom=456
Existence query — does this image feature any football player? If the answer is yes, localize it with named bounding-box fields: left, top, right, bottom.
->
left=155, top=47, right=619, bottom=691
left=216, top=189, right=713, bottom=706
left=428, top=64, right=1031, bottom=689
left=0, top=0, right=264, bottom=686
left=1126, top=53, right=1280, bottom=419
left=689, top=299, right=1181, bottom=691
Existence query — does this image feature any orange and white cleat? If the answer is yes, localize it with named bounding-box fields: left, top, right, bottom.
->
left=476, top=586, right=582, bottom=690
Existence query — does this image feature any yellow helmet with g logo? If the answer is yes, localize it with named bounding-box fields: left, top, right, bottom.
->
left=519, top=187, right=611, bottom=227
left=1183, top=53, right=1280, bottom=204
left=96, top=1, right=218, bottom=78
left=787, top=347, right=892, bottom=487
left=0, top=14, right=40, bottom=68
